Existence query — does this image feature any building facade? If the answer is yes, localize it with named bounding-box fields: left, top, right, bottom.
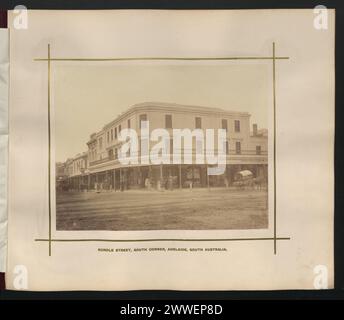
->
left=57, top=102, right=268, bottom=191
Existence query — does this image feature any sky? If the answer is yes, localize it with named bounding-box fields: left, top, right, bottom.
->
left=54, top=63, right=269, bottom=162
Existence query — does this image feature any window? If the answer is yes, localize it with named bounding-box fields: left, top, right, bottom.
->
left=111, top=129, right=113, bottom=141
left=165, top=114, right=172, bottom=129
left=195, top=117, right=202, bottom=129
left=234, top=120, right=240, bottom=132
left=138, top=140, right=141, bottom=158
left=235, top=141, right=241, bottom=154
left=118, top=125, right=121, bottom=135
left=107, top=131, right=110, bottom=143
left=195, top=138, right=203, bottom=153
left=226, top=140, right=229, bottom=155
left=114, top=148, right=118, bottom=159
left=163, top=138, right=169, bottom=156
left=115, top=127, right=117, bottom=139
left=127, top=140, right=132, bottom=158
left=108, top=149, right=114, bottom=159
left=127, top=119, right=131, bottom=128
left=170, top=138, right=173, bottom=155
left=256, top=145, right=261, bottom=155
left=253, top=124, right=258, bottom=136
left=222, top=119, right=228, bottom=130
left=139, top=114, right=147, bottom=128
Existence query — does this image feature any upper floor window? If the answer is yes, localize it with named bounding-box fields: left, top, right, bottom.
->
left=114, top=127, right=117, bottom=139
left=235, top=141, right=241, bottom=154
left=98, top=137, right=103, bottom=149
left=195, top=117, right=202, bottom=129
left=226, top=140, right=229, bottom=155
left=234, top=120, right=240, bottom=132
left=108, top=149, right=114, bottom=159
left=127, top=119, right=131, bottom=129
left=114, top=148, right=118, bottom=160
left=165, top=114, right=172, bottom=129
left=195, top=138, right=203, bottom=154
left=256, top=145, right=261, bottom=155
left=118, top=125, right=122, bottom=135
left=222, top=119, right=228, bottom=130
left=107, top=131, right=110, bottom=143
left=139, top=114, right=147, bottom=128
left=111, top=128, right=113, bottom=141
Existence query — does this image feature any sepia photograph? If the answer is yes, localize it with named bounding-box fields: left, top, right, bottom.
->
left=54, top=63, right=269, bottom=231
left=3, top=7, right=335, bottom=293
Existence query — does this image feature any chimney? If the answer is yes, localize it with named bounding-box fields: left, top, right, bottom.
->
left=253, top=124, right=258, bottom=136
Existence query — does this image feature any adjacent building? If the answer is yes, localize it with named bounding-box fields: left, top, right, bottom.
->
left=57, top=102, right=268, bottom=191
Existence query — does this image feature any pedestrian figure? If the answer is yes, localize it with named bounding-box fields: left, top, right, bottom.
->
left=168, top=175, right=173, bottom=191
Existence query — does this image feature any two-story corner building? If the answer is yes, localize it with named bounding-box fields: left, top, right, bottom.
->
left=63, top=151, right=89, bottom=191
left=78, top=102, right=268, bottom=191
